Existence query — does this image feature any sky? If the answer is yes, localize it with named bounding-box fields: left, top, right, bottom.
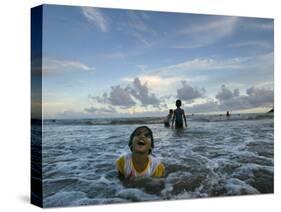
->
left=38, top=4, right=274, bottom=119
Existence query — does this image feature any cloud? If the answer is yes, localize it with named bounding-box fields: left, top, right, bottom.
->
left=174, top=17, right=238, bottom=48
left=216, top=85, right=273, bottom=110
left=228, top=40, right=273, bottom=50
left=185, top=100, right=220, bottom=113
left=136, top=64, right=148, bottom=72
left=246, top=87, right=274, bottom=107
left=153, top=57, right=244, bottom=76
left=239, top=20, right=273, bottom=31
left=43, top=57, right=95, bottom=75
left=216, top=85, right=240, bottom=101
left=81, top=7, right=109, bottom=32
left=90, top=77, right=160, bottom=108
left=107, top=85, right=136, bottom=107
left=89, top=85, right=136, bottom=108
left=184, top=17, right=237, bottom=35
left=177, top=81, right=205, bottom=102
left=184, top=84, right=273, bottom=113
left=129, top=78, right=160, bottom=106
left=125, top=11, right=155, bottom=47
left=122, top=70, right=209, bottom=101
left=145, top=52, right=273, bottom=91
left=84, top=106, right=117, bottom=114
left=122, top=75, right=182, bottom=96
left=127, top=11, right=149, bottom=33
left=123, top=54, right=265, bottom=101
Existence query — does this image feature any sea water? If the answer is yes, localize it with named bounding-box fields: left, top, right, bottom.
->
left=36, top=113, right=273, bottom=207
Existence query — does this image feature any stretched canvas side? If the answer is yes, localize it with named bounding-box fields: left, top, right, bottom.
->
left=31, top=5, right=43, bottom=208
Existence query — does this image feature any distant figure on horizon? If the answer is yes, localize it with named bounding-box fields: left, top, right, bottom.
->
left=164, top=109, right=173, bottom=128
left=172, top=99, right=187, bottom=129
left=226, top=111, right=230, bottom=117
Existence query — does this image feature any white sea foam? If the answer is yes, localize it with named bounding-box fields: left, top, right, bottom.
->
left=224, top=178, right=260, bottom=195
left=41, top=114, right=273, bottom=207
left=44, top=191, right=88, bottom=207
left=117, top=188, right=160, bottom=201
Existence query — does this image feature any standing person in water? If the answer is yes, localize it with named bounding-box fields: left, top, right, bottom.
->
left=164, top=109, right=173, bottom=128
left=172, top=99, right=187, bottom=129
left=116, top=126, right=165, bottom=178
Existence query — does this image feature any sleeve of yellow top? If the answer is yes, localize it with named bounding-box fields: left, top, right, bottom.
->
left=152, top=163, right=165, bottom=177
left=116, top=156, right=125, bottom=175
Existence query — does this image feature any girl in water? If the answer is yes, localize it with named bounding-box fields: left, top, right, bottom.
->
left=116, top=126, right=165, bottom=178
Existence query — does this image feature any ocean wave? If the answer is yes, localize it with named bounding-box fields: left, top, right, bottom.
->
left=43, top=113, right=273, bottom=126
left=41, top=114, right=273, bottom=207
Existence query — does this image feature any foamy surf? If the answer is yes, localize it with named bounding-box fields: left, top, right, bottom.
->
left=33, top=113, right=273, bottom=207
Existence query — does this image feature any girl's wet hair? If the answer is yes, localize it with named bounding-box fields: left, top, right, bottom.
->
left=128, top=126, right=154, bottom=154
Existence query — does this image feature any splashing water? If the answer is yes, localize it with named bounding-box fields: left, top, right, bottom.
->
left=37, top=113, right=273, bottom=207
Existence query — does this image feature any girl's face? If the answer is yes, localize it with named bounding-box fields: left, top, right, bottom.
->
left=132, top=127, right=152, bottom=154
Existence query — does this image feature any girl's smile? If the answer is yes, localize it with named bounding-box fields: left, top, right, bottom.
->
left=132, top=128, right=152, bottom=153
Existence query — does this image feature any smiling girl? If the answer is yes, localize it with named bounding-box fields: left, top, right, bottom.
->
left=116, top=126, right=165, bottom=178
